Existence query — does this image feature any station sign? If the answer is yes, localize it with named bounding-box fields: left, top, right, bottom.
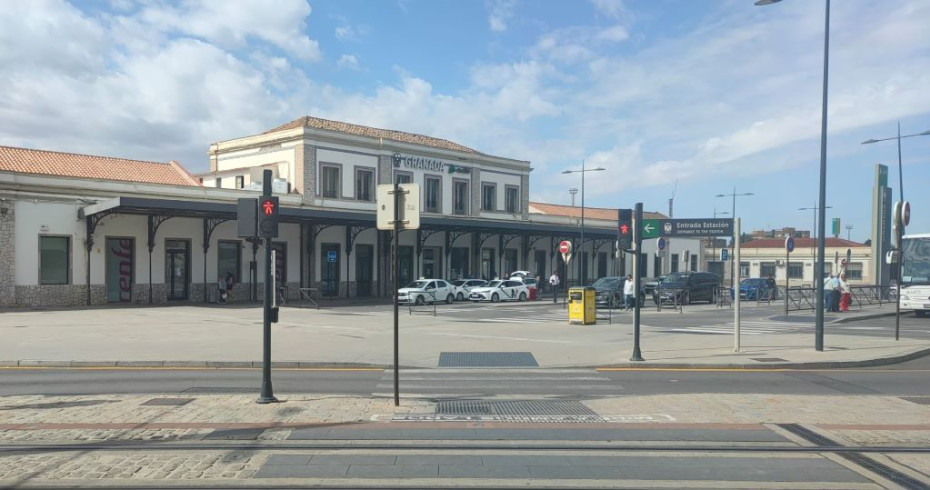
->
left=641, top=218, right=733, bottom=238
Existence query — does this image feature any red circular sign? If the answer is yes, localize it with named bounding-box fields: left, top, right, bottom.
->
left=903, top=201, right=910, bottom=227
left=559, top=240, right=572, bottom=254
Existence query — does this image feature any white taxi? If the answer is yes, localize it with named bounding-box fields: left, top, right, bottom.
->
left=468, top=279, right=530, bottom=303
left=397, top=279, right=456, bottom=305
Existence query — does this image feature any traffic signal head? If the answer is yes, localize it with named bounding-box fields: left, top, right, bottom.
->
left=258, top=196, right=279, bottom=238
left=618, top=208, right=633, bottom=250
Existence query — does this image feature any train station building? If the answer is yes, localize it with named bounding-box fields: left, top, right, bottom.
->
left=0, top=116, right=688, bottom=308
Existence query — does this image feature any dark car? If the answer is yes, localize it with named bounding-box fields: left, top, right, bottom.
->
left=731, top=278, right=778, bottom=301
left=591, top=276, right=645, bottom=309
left=643, top=276, right=666, bottom=301
left=654, top=272, right=719, bottom=305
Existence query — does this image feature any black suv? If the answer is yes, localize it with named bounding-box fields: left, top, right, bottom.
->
left=654, top=272, right=719, bottom=305
left=591, top=276, right=646, bottom=309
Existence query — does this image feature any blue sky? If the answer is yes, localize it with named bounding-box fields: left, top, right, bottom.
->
left=1, top=0, right=929, bottom=241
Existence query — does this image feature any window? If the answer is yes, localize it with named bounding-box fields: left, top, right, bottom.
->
left=394, top=172, right=412, bottom=185
left=481, top=183, right=496, bottom=211
left=425, top=175, right=441, bottom=213
left=321, top=165, right=341, bottom=198
left=671, top=254, right=679, bottom=273
left=760, top=262, right=776, bottom=278
left=215, top=177, right=222, bottom=188
left=788, top=263, right=803, bottom=279
left=690, top=254, right=698, bottom=272
left=653, top=255, right=661, bottom=278
left=739, top=262, right=750, bottom=277
left=235, top=175, right=245, bottom=189
left=505, top=186, right=519, bottom=213
left=217, top=241, right=241, bottom=283
left=39, top=236, right=70, bottom=285
left=453, top=179, right=469, bottom=215
left=847, top=262, right=863, bottom=280
left=355, top=168, right=374, bottom=201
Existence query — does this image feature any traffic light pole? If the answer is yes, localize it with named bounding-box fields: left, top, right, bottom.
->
left=258, top=170, right=277, bottom=404
left=392, top=183, right=401, bottom=406
left=630, top=202, right=644, bottom=362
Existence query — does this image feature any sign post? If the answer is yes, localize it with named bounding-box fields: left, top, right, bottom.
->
left=257, top=169, right=278, bottom=404
left=559, top=240, right=573, bottom=264
left=892, top=201, right=909, bottom=341
left=630, top=202, right=644, bottom=362
left=733, top=218, right=741, bottom=352
left=785, top=236, right=794, bottom=316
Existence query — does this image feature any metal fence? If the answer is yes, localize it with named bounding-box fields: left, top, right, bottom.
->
left=784, top=285, right=895, bottom=312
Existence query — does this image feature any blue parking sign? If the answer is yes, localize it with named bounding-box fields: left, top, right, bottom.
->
left=721, top=249, right=729, bottom=261
left=327, top=250, right=337, bottom=262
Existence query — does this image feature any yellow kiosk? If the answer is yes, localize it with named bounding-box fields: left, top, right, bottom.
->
left=567, top=287, right=596, bottom=325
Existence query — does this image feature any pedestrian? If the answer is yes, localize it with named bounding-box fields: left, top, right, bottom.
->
left=832, top=273, right=842, bottom=312
left=217, top=274, right=228, bottom=304
left=623, top=274, right=635, bottom=310
left=839, top=273, right=852, bottom=312
left=549, top=271, right=560, bottom=304
left=765, top=275, right=776, bottom=301
left=823, top=273, right=834, bottom=312
left=225, top=272, right=235, bottom=302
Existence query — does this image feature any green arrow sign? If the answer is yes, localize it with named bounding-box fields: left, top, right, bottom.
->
left=642, top=219, right=661, bottom=239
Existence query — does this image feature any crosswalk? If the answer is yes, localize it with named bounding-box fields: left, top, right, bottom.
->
left=661, top=320, right=809, bottom=335
left=372, top=369, right=624, bottom=397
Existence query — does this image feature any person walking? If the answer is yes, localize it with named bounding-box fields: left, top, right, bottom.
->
left=549, top=271, right=560, bottom=304
left=839, top=273, right=852, bottom=312
left=832, top=273, right=842, bottom=312
left=823, top=273, right=834, bottom=312
left=217, top=274, right=228, bottom=304
left=623, top=274, right=635, bottom=310
left=765, top=275, right=776, bottom=302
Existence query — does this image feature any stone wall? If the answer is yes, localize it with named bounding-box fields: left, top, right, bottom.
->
left=0, top=202, right=13, bottom=307
left=14, top=285, right=106, bottom=308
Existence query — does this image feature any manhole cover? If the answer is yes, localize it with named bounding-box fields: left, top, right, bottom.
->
left=751, top=357, right=788, bottom=362
left=437, top=400, right=596, bottom=416
left=438, top=352, right=538, bottom=367
left=140, top=398, right=195, bottom=407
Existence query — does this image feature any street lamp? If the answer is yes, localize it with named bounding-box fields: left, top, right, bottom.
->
left=757, top=0, right=831, bottom=351
left=715, top=188, right=753, bottom=289
left=845, top=224, right=853, bottom=241
left=798, top=204, right=832, bottom=241
left=562, top=162, right=606, bottom=287
left=861, top=123, right=930, bottom=234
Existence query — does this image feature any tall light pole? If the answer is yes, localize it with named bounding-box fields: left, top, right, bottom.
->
left=845, top=224, right=853, bottom=241
left=562, top=162, right=606, bottom=287
left=716, top=188, right=753, bottom=289
left=861, top=124, right=930, bottom=235
left=798, top=204, right=833, bottom=241
left=757, top=0, right=830, bottom=351
left=712, top=209, right=730, bottom=277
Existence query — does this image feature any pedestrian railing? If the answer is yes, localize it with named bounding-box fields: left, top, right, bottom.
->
left=849, top=285, right=892, bottom=309
left=655, top=287, right=685, bottom=313
left=783, top=285, right=893, bottom=313
left=716, top=287, right=732, bottom=308
left=786, top=287, right=818, bottom=312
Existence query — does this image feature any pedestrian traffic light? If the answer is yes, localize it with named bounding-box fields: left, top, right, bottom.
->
left=258, top=196, right=279, bottom=238
left=237, top=198, right=257, bottom=238
left=618, top=208, right=633, bottom=250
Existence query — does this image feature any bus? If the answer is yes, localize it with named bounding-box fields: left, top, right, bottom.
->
left=900, top=233, right=930, bottom=317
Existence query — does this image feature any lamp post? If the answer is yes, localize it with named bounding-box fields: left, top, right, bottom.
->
left=845, top=224, right=853, bottom=241
left=861, top=123, right=930, bottom=235
left=715, top=188, right=753, bottom=289
left=712, top=209, right=730, bottom=277
left=757, top=0, right=830, bottom=351
left=562, top=162, right=606, bottom=287
left=798, top=204, right=833, bottom=241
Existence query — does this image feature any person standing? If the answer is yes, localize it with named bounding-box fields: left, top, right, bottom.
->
left=832, top=273, right=842, bottom=312
left=217, top=275, right=228, bottom=304
left=839, top=273, right=852, bottom=312
left=549, top=271, right=560, bottom=304
left=823, top=273, right=834, bottom=312
left=765, top=275, right=776, bottom=301
left=623, top=274, right=635, bottom=310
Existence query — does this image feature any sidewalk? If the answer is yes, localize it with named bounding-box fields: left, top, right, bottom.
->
left=1, top=302, right=925, bottom=369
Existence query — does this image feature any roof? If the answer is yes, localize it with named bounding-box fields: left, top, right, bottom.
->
left=264, top=116, right=480, bottom=155
left=743, top=237, right=865, bottom=248
left=0, top=145, right=200, bottom=187
left=529, top=202, right=667, bottom=220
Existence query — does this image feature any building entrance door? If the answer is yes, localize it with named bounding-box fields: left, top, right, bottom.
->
left=356, top=244, right=373, bottom=297
left=321, top=243, right=340, bottom=297
left=165, top=239, right=189, bottom=301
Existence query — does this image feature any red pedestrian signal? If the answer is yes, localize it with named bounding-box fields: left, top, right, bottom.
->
left=619, top=224, right=630, bottom=235
left=618, top=208, right=633, bottom=250
left=258, top=196, right=279, bottom=238
left=262, top=199, right=275, bottom=215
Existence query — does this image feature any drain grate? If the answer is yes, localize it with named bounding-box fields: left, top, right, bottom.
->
left=438, top=352, right=538, bottom=368
left=140, top=398, right=195, bottom=407
left=751, top=357, right=788, bottom=362
left=437, top=400, right=597, bottom=417
left=900, top=396, right=930, bottom=405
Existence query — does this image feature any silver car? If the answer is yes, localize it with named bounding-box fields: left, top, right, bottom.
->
left=450, top=279, right=488, bottom=301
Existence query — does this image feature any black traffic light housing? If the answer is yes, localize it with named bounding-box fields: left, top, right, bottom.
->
left=258, top=196, right=279, bottom=238
left=618, top=208, right=633, bottom=251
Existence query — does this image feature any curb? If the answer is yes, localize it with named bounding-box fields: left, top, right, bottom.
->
left=832, top=311, right=900, bottom=324
left=3, top=345, right=930, bottom=371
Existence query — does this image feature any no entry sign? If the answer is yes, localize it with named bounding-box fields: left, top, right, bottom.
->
left=559, top=240, right=572, bottom=254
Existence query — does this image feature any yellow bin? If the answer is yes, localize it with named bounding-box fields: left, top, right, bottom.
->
left=568, top=287, right=596, bottom=325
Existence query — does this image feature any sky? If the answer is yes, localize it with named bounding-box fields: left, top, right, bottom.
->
left=1, top=0, right=929, bottom=242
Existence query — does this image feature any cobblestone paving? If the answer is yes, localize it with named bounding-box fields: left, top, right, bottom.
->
left=0, top=428, right=210, bottom=442
left=823, top=430, right=930, bottom=447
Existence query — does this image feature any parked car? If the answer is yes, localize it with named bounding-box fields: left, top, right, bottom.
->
left=450, top=279, right=488, bottom=301
left=731, top=278, right=778, bottom=300
left=469, top=279, right=529, bottom=303
left=509, top=273, right=539, bottom=298
left=643, top=276, right=666, bottom=301
left=590, top=276, right=646, bottom=309
left=397, top=279, right=456, bottom=305
left=654, top=272, right=719, bottom=305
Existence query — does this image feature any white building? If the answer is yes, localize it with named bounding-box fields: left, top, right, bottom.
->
left=0, top=116, right=700, bottom=308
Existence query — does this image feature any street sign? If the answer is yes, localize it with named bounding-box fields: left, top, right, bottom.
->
left=902, top=201, right=911, bottom=227
left=327, top=250, right=337, bottom=263
left=721, top=249, right=729, bottom=261
left=641, top=218, right=733, bottom=238
left=785, top=236, right=795, bottom=253
left=376, top=184, right=420, bottom=230
left=656, top=237, right=667, bottom=251
left=559, top=240, right=572, bottom=254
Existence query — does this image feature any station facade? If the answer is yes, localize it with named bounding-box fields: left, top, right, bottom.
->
left=0, top=116, right=692, bottom=308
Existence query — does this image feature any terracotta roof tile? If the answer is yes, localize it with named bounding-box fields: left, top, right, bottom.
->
left=0, top=146, right=200, bottom=186
left=743, top=237, right=864, bottom=248
left=264, top=116, right=480, bottom=154
left=529, top=202, right=667, bottom=220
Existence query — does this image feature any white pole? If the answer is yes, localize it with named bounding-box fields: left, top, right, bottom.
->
left=734, top=218, right=741, bottom=352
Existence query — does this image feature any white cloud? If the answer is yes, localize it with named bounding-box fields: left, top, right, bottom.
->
left=337, top=54, right=360, bottom=70
left=591, top=0, right=625, bottom=20
left=335, top=24, right=368, bottom=42
left=597, top=24, right=629, bottom=42
left=488, top=0, right=515, bottom=32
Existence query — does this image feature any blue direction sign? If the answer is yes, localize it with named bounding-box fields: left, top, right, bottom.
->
left=721, top=249, right=729, bottom=261
left=327, top=250, right=338, bottom=262
left=785, top=236, right=795, bottom=253
left=642, top=218, right=733, bottom=238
